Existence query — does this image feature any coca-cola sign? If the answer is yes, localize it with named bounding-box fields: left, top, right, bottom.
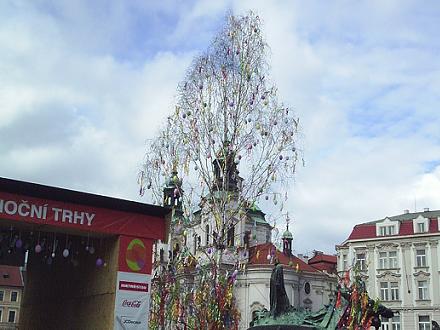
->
left=122, top=299, right=142, bottom=308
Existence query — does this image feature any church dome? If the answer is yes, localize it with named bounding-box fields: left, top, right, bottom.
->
left=165, top=170, right=182, bottom=188
left=282, top=229, right=293, bottom=240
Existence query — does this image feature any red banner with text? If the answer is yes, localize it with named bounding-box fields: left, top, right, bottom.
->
left=0, top=191, right=165, bottom=240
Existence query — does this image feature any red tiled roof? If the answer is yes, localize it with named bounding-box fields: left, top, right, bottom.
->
left=248, top=243, right=319, bottom=273
left=308, top=254, right=337, bottom=274
left=348, top=224, right=377, bottom=240
left=0, top=265, right=23, bottom=287
left=308, top=254, right=337, bottom=264
left=346, top=217, right=439, bottom=241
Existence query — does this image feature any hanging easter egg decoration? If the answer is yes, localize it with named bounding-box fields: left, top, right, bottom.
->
left=51, top=252, right=55, bottom=258
left=89, top=246, right=95, bottom=255
left=35, top=244, right=42, bottom=253
left=96, top=258, right=104, bottom=268
left=63, top=249, right=70, bottom=258
left=15, top=239, right=23, bottom=249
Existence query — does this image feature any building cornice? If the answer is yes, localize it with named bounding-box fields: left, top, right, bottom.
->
left=339, top=232, right=440, bottom=246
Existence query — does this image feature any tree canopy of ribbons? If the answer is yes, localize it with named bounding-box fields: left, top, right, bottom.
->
left=140, top=12, right=302, bottom=329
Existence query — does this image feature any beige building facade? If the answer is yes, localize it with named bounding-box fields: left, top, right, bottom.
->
left=336, top=209, right=440, bottom=330
left=0, top=266, right=23, bottom=330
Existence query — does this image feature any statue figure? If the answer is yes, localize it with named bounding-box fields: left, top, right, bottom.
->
left=269, top=258, right=291, bottom=317
left=251, top=270, right=396, bottom=329
left=433, top=320, right=440, bottom=330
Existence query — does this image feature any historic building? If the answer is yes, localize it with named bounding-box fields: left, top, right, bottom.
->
left=0, top=265, right=24, bottom=329
left=155, top=163, right=337, bottom=329
left=235, top=242, right=337, bottom=328
left=336, top=209, right=440, bottom=330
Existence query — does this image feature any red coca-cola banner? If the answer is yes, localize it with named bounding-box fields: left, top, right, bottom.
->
left=0, top=191, right=166, bottom=240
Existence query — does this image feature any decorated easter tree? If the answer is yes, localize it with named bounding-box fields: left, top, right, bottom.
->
left=140, top=12, right=301, bottom=329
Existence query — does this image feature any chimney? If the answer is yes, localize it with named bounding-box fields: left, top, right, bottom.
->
left=313, top=250, right=323, bottom=257
left=404, top=209, right=409, bottom=214
left=424, top=207, right=429, bottom=212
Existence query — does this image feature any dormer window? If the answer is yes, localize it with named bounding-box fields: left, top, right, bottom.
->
left=376, top=218, right=399, bottom=237
left=379, top=225, right=395, bottom=236
left=413, top=215, right=429, bottom=234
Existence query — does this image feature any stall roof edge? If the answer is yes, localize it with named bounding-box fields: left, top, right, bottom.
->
left=0, top=177, right=169, bottom=217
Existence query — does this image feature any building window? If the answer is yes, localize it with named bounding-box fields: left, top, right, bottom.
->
left=193, top=235, right=197, bottom=254
left=0, top=290, right=3, bottom=301
left=356, top=253, right=366, bottom=271
left=379, top=252, right=387, bottom=269
left=416, top=249, right=427, bottom=267
left=379, top=251, right=398, bottom=269
left=227, top=226, right=235, bottom=247
left=8, top=310, right=15, bottom=323
left=390, top=282, right=399, bottom=301
left=380, top=282, right=399, bottom=301
left=380, top=282, right=389, bottom=301
left=418, top=281, right=429, bottom=300
left=342, top=254, right=347, bottom=270
left=379, top=225, right=395, bottom=236
left=389, top=251, right=398, bottom=268
left=392, top=315, right=401, bottom=330
left=304, top=282, right=311, bottom=294
left=10, top=291, right=18, bottom=302
left=381, top=318, right=390, bottom=330
left=418, top=315, right=430, bottom=330
left=205, top=224, right=210, bottom=245
left=0, top=308, right=2, bottom=323
left=417, top=222, right=426, bottom=233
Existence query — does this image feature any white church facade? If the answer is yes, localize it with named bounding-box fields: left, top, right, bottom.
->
left=155, top=169, right=337, bottom=329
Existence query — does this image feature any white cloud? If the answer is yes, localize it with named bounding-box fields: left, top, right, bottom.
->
left=1, top=0, right=439, bottom=256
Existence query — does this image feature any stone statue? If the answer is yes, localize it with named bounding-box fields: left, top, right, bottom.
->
left=433, top=321, right=440, bottom=330
left=269, top=258, right=291, bottom=317
left=250, top=270, right=396, bottom=329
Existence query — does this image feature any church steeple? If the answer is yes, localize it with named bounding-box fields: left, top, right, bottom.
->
left=212, top=141, right=242, bottom=192
left=282, top=216, right=293, bottom=257
left=163, top=168, right=183, bottom=212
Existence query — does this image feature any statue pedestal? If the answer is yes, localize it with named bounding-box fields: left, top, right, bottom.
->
left=249, top=326, right=316, bottom=330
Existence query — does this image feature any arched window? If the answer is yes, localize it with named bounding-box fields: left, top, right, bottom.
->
left=227, top=225, right=235, bottom=247
left=304, top=282, right=311, bottom=295
left=193, top=235, right=197, bottom=254
left=205, top=224, right=210, bottom=245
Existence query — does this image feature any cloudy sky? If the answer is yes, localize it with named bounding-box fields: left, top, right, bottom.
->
left=1, top=0, right=439, bottom=255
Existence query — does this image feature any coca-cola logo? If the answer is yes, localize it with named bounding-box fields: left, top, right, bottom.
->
left=122, top=299, right=142, bottom=308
